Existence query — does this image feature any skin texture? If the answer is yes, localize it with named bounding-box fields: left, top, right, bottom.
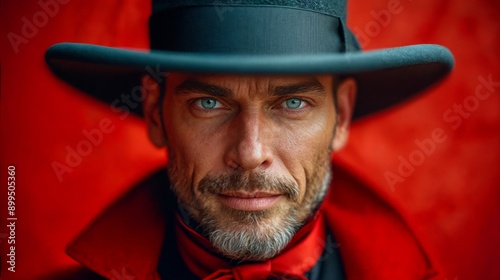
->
left=142, top=73, right=356, bottom=261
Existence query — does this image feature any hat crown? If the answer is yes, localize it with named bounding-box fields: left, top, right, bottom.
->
left=149, top=0, right=358, bottom=54
left=152, top=0, right=347, bottom=21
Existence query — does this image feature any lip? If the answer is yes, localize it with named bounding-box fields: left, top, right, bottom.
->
left=217, top=191, right=282, bottom=211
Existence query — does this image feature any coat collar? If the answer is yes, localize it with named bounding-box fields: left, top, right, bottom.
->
left=66, top=170, right=170, bottom=280
left=67, top=166, right=443, bottom=280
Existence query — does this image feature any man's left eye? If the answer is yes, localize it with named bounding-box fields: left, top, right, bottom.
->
left=195, top=98, right=222, bottom=110
left=282, top=98, right=305, bottom=109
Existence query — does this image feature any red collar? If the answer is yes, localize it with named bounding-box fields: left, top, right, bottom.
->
left=67, top=166, right=443, bottom=279
left=175, top=209, right=326, bottom=279
left=66, top=176, right=166, bottom=280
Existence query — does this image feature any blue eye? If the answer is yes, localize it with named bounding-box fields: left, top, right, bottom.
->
left=198, top=98, right=220, bottom=109
left=284, top=98, right=303, bottom=109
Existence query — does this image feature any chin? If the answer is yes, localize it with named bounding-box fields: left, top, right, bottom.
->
left=199, top=204, right=303, bottom=261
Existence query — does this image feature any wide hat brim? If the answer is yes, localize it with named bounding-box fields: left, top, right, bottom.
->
left=45, top=42, right=453, bottom=119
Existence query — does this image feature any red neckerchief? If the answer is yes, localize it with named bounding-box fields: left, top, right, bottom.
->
left=175, top=209, right=327, bottom=280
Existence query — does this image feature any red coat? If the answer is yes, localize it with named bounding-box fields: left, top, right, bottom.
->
left=60, top=166, right=444, bottom=280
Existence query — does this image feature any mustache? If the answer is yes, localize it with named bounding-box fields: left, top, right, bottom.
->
left=198, top=172, right=300, bottom=202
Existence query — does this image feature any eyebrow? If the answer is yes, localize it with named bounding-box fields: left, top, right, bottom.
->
left=175, top=80, right=232, bottom=97
left=174, top=79, right=326, bottom=97
left=272, top=81, right=326, bottom=96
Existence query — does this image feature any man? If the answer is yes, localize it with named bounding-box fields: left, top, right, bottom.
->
left=45, top=0, right=454, bottom=279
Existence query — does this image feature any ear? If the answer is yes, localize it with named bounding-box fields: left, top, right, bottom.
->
left=331, top=77, right=357, bottom=152
left=142, top=74, right=167, bottom=148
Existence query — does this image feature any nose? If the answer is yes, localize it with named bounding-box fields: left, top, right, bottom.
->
left=224, top=110, right=274, bottom=171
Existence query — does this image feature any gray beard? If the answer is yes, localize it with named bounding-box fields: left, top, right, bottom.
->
left=197, top=169, right=332, bottom=261
left=201, top=208, right=301, bottom=261
left=167, top=148, right=333, bottom=261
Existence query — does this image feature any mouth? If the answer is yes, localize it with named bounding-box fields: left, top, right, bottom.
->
left=217, top=191, right=282, bottom=211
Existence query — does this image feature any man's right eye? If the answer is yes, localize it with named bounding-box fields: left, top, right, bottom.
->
left=194, top=98, right=222, bottom=110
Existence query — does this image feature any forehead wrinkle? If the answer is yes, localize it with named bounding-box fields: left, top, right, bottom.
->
left=229, top=77, right=270, bottom=100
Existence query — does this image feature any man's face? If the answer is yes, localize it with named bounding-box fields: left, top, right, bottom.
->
left=143, top=73, right=355, bottom=261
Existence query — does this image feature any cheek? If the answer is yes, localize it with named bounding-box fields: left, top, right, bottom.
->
left=276, top=117, right=334, bottom=196
left=164, top=105, right=229, bottom=182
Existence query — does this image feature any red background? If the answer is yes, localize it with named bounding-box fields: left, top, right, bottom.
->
left=1, top=0, right=499, bottom=279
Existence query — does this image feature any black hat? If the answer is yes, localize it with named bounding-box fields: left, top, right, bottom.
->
left=45, top=0, right=454, bottom=119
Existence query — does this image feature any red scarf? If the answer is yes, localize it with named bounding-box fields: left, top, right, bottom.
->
left=175, top=210, right=327, bottom=280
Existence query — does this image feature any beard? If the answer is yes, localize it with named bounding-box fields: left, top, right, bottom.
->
left=167, top=151, right=332, bottom=261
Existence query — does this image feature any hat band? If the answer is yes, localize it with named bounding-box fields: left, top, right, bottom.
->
left=149, top=6, right=347, bottom=55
